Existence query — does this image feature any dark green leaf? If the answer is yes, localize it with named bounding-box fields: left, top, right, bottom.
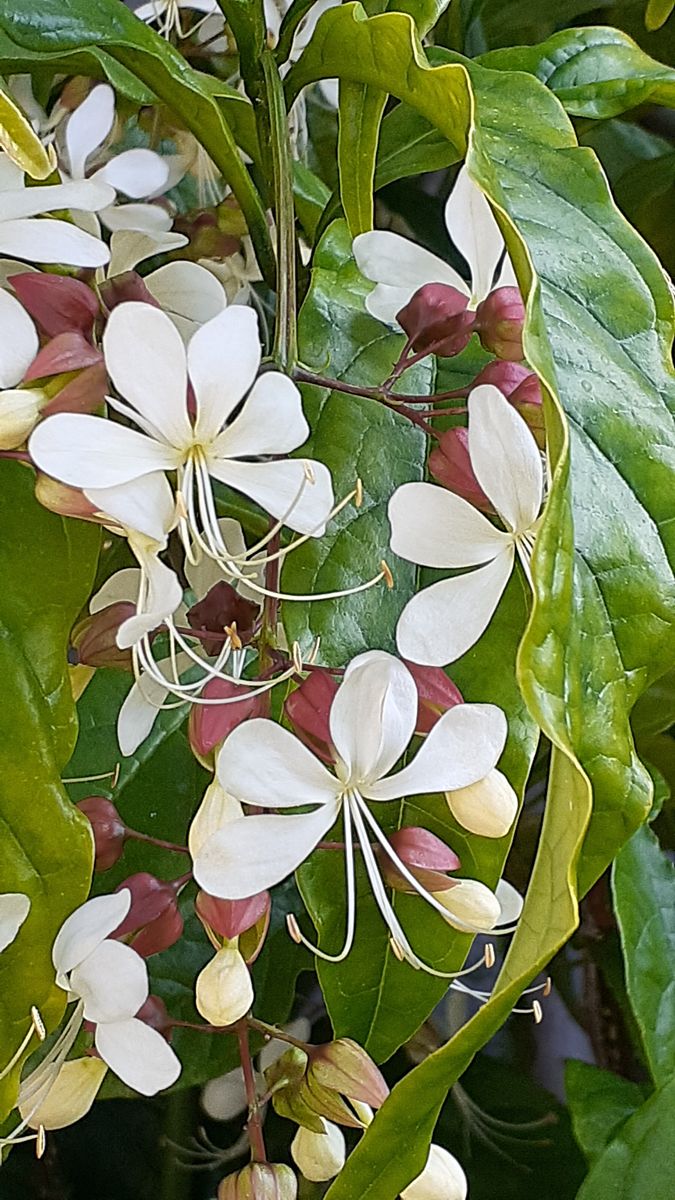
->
left=565, top=1060, right=645, bottom=1165
left=576, top=1076, right=675, bottom=1199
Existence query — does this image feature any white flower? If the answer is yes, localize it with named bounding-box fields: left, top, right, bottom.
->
left=292, top=1118, right=346, bottom=1182
left=134, top=0, right=220, bottom=39
left=195, top=941, right=253, bottom=1026
left=388, top=384, right=544, bottom=666
left=0, top=152, right=113, bottom=266
left=0, top=893, right=30, bottom=953
left=353, top=165, right=516, bottom=327
left=59, top=84, right=174, bottom=235
left=29, top=303, right=335, bottom=582
left=401, top=1144, right=468, bottom=1200
left=194, top=650, right=509, bottom=975
left=52, top=891, right=181, bottom=1096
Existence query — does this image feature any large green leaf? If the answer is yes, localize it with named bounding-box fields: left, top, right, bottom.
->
left=565, top=1060, right=645, bottom=1165
left=0, top=463, right=98, bottom=1116
left=0, top=0, right=273, bottom=283
left=576, top=1076, right=675, bottom=1199
left=612, top=824, right=675, bottom=1087
left=283, top=7, right=674, bottom=1195
left=480, top=25, right=675, bottom=118
left=0, top=28, right=152, bottom=103
left=282, top=220, right=429, bottom=662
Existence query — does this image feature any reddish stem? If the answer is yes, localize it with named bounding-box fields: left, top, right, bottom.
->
left=124, top=828, right=190, bottom=856
left=236, top=1019, right=267, bottom=1163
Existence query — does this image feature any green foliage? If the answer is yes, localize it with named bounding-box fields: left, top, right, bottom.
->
left=565, top=1061, right=645, bottom=1164
left=0, top=464, right=98, bottom=1116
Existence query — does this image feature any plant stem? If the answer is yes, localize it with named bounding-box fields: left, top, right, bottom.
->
left=294, top=368, right=436, bottom=434
left=236, top=1019, right=267, bottom=1163
left=124, top=828, right=190, bottom=856
left=247, top=1016, right=311, bottom=1052
left=263, top=49, right=298, bottom=371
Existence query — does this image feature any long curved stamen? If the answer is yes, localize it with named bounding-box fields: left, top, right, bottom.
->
left=134, top=638, right=299, bottom=707
left=0, top=1007, right=46, bottom=1084
left=286, top=798, right=357, bottom=963
left=1, top=1003, right=85, bottom=1155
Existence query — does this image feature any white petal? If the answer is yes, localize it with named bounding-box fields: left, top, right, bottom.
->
left=100, top=203, right=173, bottom=233
left=0, top=288, right=38, bottom=387
left=195, top=944, right=253, bottom=1025
left=436, top=879, right=502, bottom=934
left=495, top=878, right=524, bottom=925
left=30, top=412, right=179, bottom=489
left=0, top=154, right=25, bottom=192
left=444, top=167, right=504, bottom=306
left=353, top=230, right=467, bottom=293
left=217, top=718, right=339, bottom=808
left=468, top=385, right=543, bottom=535
left=0, top=257, right=38, bottom=286
left=117, top=673, right=169, bottom=756
left=0, top=892, right=30, bottom=952
left=497, top=253, right=517, bottom=289
left=0, top=178, right=114, bottom=221
left=201, top=1069, right=248, bottom=1121
left=188, top=778, right=243, bottom=859
left=0, top=218, right=110, bottom=267
left=117, top=546, right=183, bottom=648
left=22, top=1057, right=107, bottom=1131
left=365, top=702, right=507, bottom=801
left=87, top=472, right=177, bottom=542
left=330, top=652, right=417, bottom=786
left=65, top=85, right=114, bottom=179
left=388, top=481, right=510, bottom=569
left=292, top=1119, right=346, bottom=1183
left=103, top=302, right=191, bottom=450
left=144, top=261, right=226, bottom=337
left=188, top=305, right=261, bottom=443
left=90, top=567, right=141, bottom=611
left=108, top=229, right=188, bottom=277
left=70, top=938, right=148, bottom=1024
left=95, top=1017, right=181, bottom=1095
left=364, top=283, right=419, bottom=328
left=208, top=457, right=334, bottom=537
left=95, top=149, right=169, bottom=199
left=213, top=372, right=308, bottom=458
left=194, top=803, right=340, bottom=899
left=185, top=517, right=247, bottom=598
left=395, top=550, right=515, bottom=667
left=52, top=891, right=131, bottom=977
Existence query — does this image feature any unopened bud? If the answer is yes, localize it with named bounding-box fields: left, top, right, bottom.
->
left=20, top=1057, right=107, bottom=1131
left=428, top=427, right=492, bottom=512
left=472, top=359, right=530, bottom=396
left=403, top=661, right=463, bottom=734
left=401, top=1144, right=468, bottom=1200
left=189, top=678, right=265, bottom=764
left=34, top=474, right=98, bottom=521
left=99, top=270, right=160, bottom=312
left=112, top=873, right=183, bottom=955
left=187, top=581, right=258, bottom=655
left=195, top=942, right=253, bottom=1026
left=434, top=879, right=501, bottom=932
left=71, top=603, right=136, bottom=670
left=397, top=284, right=474, bottom=357
left=475, top=286, right=525, bottom=361
left=42, top=362, right=108, bottom=417
left=76, top=796, right=126, bottom=871
left=218, top=1163, right=297, bottom=1200
left=309, top=1039, right=389, bottom=1109
left=196, top=889, right=270, bottom=940
left=0, top=387, right=43, bottom=449
left=446, top=768, right=518, bottom=838
left=135, top=994, right=173, bottom=1039
left=284, top=669, right=338, bottom=763
left=291, top=1118, right=346, bottom=1182
left=510, top=374, right=545, bottom=447
left=382, top=827, right=461, bottom=894
left=10, top=271, right=99, bottom=338
left=23, top=331, right=103, bottom=382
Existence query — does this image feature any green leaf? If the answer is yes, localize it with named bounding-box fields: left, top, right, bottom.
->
left=565, top=1060, right=645, bottom=1165
left=646, top=0, right=675, bottom=31
left=576, top=1076, right=675, bottom=1200
left=375, top=99, right=461, bottom=189
left=0, top=28, right=153, bottom=103
left=338, top=80, right=387, bottom=234
left=293, top=161, right=330, bottom=241
left=0, top=0, right=274, bottom=284
left=282, top=219, right=430, bottom=662
left=0, top=463, right=98, bottom=1116
left=479, top=26, right=675, bottom=119
left=612, top=824, right=675, bottom=1087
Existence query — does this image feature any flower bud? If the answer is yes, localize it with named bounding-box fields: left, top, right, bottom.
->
left=34, top=474, right=98, bottom=521
left=0, top=388, right=43, bottom=449
left=446, top=768, right=518, bottom=838
left=401, top=1145, right=468, bottom=1200
left=99, top=270, right=160, bottom=312
left=195, top=942, right=254, bottom=1026
left=397, top=284, right=475, bottom=357
left=291, top=1118, right=346, bottom=1182
left=42, top=362, right=108, bottom=417
left=471, top=359, right=530, bottom=396
left=382, top=827, right=461, bottom=893
left=76, top=796, right=127, bottom=871
left=268, top=1048, right=329, bottom=1133
left=187, top=581, right=258, bottom=655
left=10, top=271, right=99, bottom=338
left=20, top=1057, right=107, bottom=1131
left=218, top=1163, right=297, bottom=1200
left=308, top=1039, right=389, bottom=1110
left=71, top=602, right=136, bottom=670
left=284, top=670, right=339, bottom=763
left=403, top=660, right=463, bottom=734
left=196, top=889, right=270, bottom=940
left=24, top=331, right=103, bottom=382
left=189, top=678, right=265, bottom=765
left=475, top=286, right=525, bottom=361
left=113, top=873, right=178, bottom=936
left=428, top=427, right=492, bottom=512
left=434, top=879, right=501, bottom=932
left=510, top=373, right=545, bottom=448
left=132, top=901, right=184, bottom=957
left=135, top=994, right=173, bottom=1039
